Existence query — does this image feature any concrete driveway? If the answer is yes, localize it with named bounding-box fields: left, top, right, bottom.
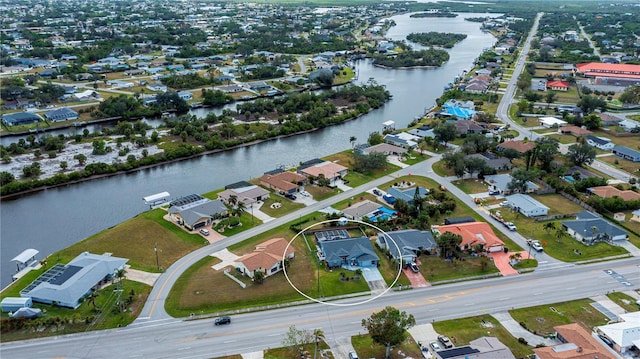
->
left=211, top=249, right=240, bottom=270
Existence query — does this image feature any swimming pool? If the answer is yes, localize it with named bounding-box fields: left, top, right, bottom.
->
left=369, top=207, right=397, bottom=222
left=563, top=175, right=576, bottom=183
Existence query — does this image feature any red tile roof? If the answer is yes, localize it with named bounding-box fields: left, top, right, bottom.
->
left=260, top=172, right=306, bottom=192
left=498, top=140, right=536, bottom=154
left=576, top=62, right=640, bottom=79
left=433, top=222, right=504, bottom=251
left=236, top=238, right=294, bottom=272
left=588, top=186, right=640, bottom=201
left=533, top=323, right=616, bottom=359
left=547, top=80, right=569, bottom=88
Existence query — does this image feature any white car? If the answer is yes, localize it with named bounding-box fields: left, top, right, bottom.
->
left=505, top=222, right=517, bottom=231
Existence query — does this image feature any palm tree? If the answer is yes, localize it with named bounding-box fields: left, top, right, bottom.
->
left=590, top=225, right=599, bottom=241
left=115, top=268, right=126, bottom=289
left=555, top=227, right=566, bottom=243
left=543, top=222, right=556, bottom=235
left=313, top=328, right=325, bottom=359
left=349, top=136, right=357, bottom=148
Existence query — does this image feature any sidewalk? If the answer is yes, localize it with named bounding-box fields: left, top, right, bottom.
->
left=491, top=312, right=558, bottom=346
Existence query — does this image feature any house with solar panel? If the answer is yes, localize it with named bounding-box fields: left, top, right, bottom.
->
left=313, top=229, right=379, bottom=269
left=167, top=194, right=228, bottom=230
left=20, top=252, right=127, bottom=309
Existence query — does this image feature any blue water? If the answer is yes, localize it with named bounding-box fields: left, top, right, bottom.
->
left=369, top=207, right=397, bottom=222
left=564, top=175, right=576, bottom=183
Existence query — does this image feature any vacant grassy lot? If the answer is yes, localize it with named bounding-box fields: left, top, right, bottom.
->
left=434, top=314, right=532, bottom=359
left=418, top=256, right=499, bottom=282
left=509, top=299, right=609, bottom=336
left=606, top=292, right=639, bottom=313
left=453, top=178, right=488, bottom=194
left=55, top=209, right=207, bottom=272
left=352, top=333, right=422, bottom=359
left=613, top=217, right=640, bottom=248
left=546, top=133, right=581, bottom=145
left=431, top=160, right=453, bottom=177
left=264, top=340, right=333, bottom=359
left=1, top=280, right=150, bottom=342
left=324, top=150, right=401, bottom=188
left=305, top=184, right=340, bottom=201
left=531, top=194, right=585, bottom=216
left=259, top=196, right=305, bottom=217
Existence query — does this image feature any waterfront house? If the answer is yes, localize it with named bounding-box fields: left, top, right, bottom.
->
left=44, top=107, right=79, bottom=122
left=1, top=112, right=43, bottom=126
left=260, top=171, right=306, bottom=195
left=168, top=194, right=228, bottom=230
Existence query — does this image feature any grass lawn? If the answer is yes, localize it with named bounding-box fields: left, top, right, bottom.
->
left=402, top=152, right=430, bottom=166
left=305, top=184, right=340, bottom=201
left=452, top=178, right=487, bottom=194
left=546, top=133, right=581, bottom=145
left=513, top=258, right=538, bottom=270
left=371, top=241, right=411, bottom=287
left=0, top=279, right=150, bottom=342
left=599, top=153, right=640, bottom=175
left=494, top=201, right=628, bottom=262
left=432, top=160, right=453, bottom=177
left=606, top=292, right=639, bottom=313
left=352, top=333, right=422, bottom=359
left=324, top=151, right=401, bottom=188
left=418, top=256, right=499, bottom=283
left=612, top=216, right=640, bottom=249
left=259, top=196, right=306, bottom=217
left=434, top=314, right=532, bottom=359
left=55, top=208, right=207, bottom=272
left=509, top=299, right=610, bottom=337
left=264, top=340, right=333, bottom=359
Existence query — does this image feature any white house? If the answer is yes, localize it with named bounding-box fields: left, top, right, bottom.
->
left=539, top=116, right=568, bottom=128
left=619, top=119, right=640, bottom=132
left=504, top=194, right=549, bottom=217
left=586, top=135, right=614, bottom=150
left=146, top=82, right=167, bottom=92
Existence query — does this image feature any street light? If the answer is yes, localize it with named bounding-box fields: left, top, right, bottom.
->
left=154, top=243, right=159, bottom=271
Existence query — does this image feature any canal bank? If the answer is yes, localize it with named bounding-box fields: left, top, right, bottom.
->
left=0, top=12, right=497, bottom=289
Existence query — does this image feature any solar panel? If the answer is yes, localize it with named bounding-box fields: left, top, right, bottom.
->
left=50, top=265, right=82, bottom=285
left=21, top=264, right=66, bottom=294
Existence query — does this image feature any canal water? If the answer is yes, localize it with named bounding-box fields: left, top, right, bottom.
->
left=0, top=13, right=497, bottom=288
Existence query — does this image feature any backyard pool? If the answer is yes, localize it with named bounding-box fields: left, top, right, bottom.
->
left=369, top=207, right=397, bottom=222
left=563, top=175, right=576, bottom=183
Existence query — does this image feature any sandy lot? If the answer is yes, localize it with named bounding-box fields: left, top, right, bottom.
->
left=1, top=136, right=164, bottom=179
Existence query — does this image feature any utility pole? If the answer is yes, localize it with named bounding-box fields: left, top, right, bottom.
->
left=154, top=243, right=159, bottom=271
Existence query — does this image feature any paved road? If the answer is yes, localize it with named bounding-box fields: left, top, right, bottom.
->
left=2, top=258, right=637, bottom=359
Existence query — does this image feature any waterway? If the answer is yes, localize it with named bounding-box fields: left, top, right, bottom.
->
left=0, top=12, right=497, bottom=289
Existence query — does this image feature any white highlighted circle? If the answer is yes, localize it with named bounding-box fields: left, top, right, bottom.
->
left=282, top=219, right=403, bottom=307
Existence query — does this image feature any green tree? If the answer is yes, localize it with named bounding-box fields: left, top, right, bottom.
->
left=74, top=153, right=87, bottom=166
left=253, top=269, right=265, bottom=284
left=349, top=136, right=357, bottom=148
left=582, top=113, right=601, bottom=130
left=0, top=171, right=15, bottom=185
left=361, top=306, right=416, bottom=359
left=60, top=161, right=68, bottom=171
left=436, top=231, right=463, bottom=258
left=282, top=325, right=313, bottom=357
left=567, top=142, right=596, bottom=167
left=545, top=91, right=557, bottom=107
left=619, top=85, right=640, bottom=104
left=543, top=222, right=556, bottom=235
left=368, top=131, right=384, bottom=146
left=507, top=168, right=537, bottom=193
left=433, top=122, right=457, bottom=147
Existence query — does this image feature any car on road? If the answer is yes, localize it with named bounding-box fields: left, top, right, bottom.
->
left=438, top=335, right=453, bottom=348
left=348, top=350, right=359, bottom=359
left=373, top=189, right=382, bottom=196
left=505, top=222, right=517, bottom=231
left=429, top=341, right=441, bottom=352
left=527, top=239, right=543, bottom=252
left=199, top=228, right=210, bottom=236
left=409, top=262, right=419, bottom=273
left=214, top=316, right=231, bottom=325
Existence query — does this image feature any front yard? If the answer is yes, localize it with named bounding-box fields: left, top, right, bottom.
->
left=352, top=333, right=422, bottom=359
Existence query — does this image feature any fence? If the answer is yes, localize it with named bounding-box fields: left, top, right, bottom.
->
left=559, top=191, right=599, bottom=214
left=224, top=269, right=247, bottom=288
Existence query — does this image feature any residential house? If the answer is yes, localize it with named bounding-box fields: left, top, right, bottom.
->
left=575, top=62, right=640, bottom=81
left=444, top=217, right=475, bottom=225
left=20, top=252, right=127, bottom=309
left=177, top=91, right=193, bottom=101
left=385, top=186, right=429, bottom=205
left=360, top=143, right=407, bottom=156
left=299, top=161, right=348, bottom=186
left=246, top=81, right=271, bottom=92
left=559, top=126, right=591, bottom=137
left=217, top=185, right=270, bottom=206
left=434, top=337, right=515, bottom=359
left=539, top=116, right=568, bottom=128
left=450, top=120, right=483, bottom=135
left=1, top=112, right=43, bottom=126
left=484, top=173, right=539, bottom=195
left=73, top=90, right=99, bottom=101
left=586, top=135, right=614, bottom=150
left=467, top=153, right=512, bottom=171
left=376, top=229, right=437, bottom=264
left=318, top=237, right=379, bottom=269
left=597, top=113, right=623, bottom=126
left=260, top=171, right=306, bottom=195
left=146, top=82, right=168, bottom=92
left=442, top=102, right=477, bottom=120
left=596, top=312, right=640, bottom=357
left=432, top=222, right=505, bottom=253
left=613, top=145, right=640, bottom=162
left=561, top=210, right=628, bottom=244
left=556, top=105, right=583, bottom=117
left=496, top=140, right=536, bottom=154
left=618, top=119, right=640, bottom=132
left=408, top=126, right=435, bottom=139
left=43, top=107, right=79, bottom=122
left=587, top=186, right=640, bottom=201
left=342, top=200, right=384, bottom=220
left=534, top=323, right=616, bottom=359
left=168, top=194, right=228, bottom=230
left=503, top=194, right=549, bottom=217
left=631, top=209, right=640, bottom=223
left=218, top=84, right=244, bottom=93
left=235, top=238, right=294, bottom=279
left=383, top=133, right=420, bottom=149
left=547, top=80, right=570, bottom=91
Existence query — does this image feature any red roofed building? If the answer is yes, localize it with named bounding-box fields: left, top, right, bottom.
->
left=533, top=323, right=616, bottom=359
left=575, top=62, right=640, bottom=80
left=432, top=222, right=505, bottom=253
left=235, top=238, right=295, bottom=279
left=497, top=140, right=536, bottom=154
left=547, top=80, right=570, bottom=91
left=260, top=171, right=306, bottom=195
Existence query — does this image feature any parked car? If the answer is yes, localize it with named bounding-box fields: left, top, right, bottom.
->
left=500, top=201, right=510, bottom=207
left=527, top=239, right=543, bottom=252
left=348, top=350, right=359, bottom=359
left=429, top=341, right=441, bottom=352
left=488, top=190, right=501, bottom=196
left=214, top=316, right=231, bottom=325
left=285, top=193, right=297, bottom=200
left=373, top=189, right=382, bottom=196
left=199, top=228, right=210, bottom=236
left=505, top=222, right=517, bottom=231
left=409, top=262, right=419, bottom=273
left=438, top=335, right=453, bottom=348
